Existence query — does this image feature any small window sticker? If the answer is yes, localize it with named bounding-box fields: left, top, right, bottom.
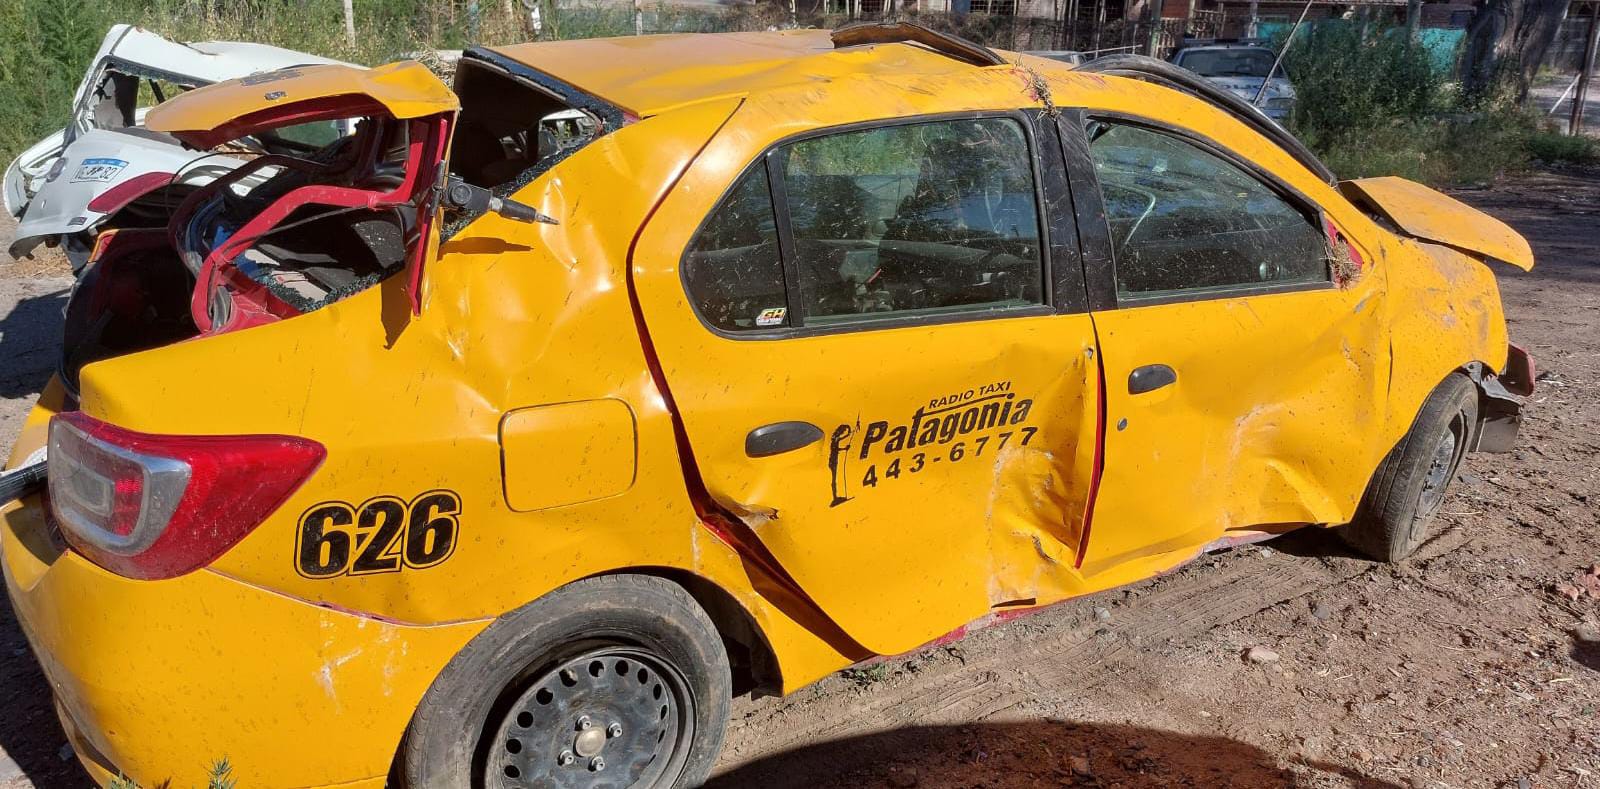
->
left=72, top=158, right=127, bottom=183
left=755, top=307, right=787, bottom=327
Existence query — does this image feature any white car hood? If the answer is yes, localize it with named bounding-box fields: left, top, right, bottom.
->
left=4, top=24, right=350, bottom=260
left=62, top=25, right=350, bottom=142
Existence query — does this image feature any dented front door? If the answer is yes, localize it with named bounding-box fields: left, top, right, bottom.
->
left=635, top=108, right=1102, bottom=657
left=1062, top=114, right=1390, bottom=576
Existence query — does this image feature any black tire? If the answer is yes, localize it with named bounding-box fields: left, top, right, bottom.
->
left=1341, top=374, right=1478, bottom=563
left=400, top=574, right=731, bottom=788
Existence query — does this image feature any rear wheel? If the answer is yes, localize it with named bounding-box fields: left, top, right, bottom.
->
left=1341, top=374, right=1477, bottom=562
left=401, top=575, right=731, bottom=788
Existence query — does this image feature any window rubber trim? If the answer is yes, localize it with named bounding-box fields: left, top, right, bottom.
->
left=678, top=109, right=1073, bottom=342
left=441, top=48, right=629, bottom=237
left=1060, top=109, right=1339, bottom=310
left=1074, top=54, right=1337, bottom=185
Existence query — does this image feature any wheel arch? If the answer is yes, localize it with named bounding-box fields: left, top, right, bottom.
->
left=597, top=566, right=784, bottom=698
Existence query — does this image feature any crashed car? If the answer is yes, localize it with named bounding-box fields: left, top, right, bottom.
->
left=1171, top=40, right=1296, bottom=121
left=1, top=23, right=1533, bottom=788
left=3, top=24, right=349, bottom=267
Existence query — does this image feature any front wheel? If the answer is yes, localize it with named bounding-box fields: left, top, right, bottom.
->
left=1340, top=374, right=1478, bottom=562
left=400, top=574, right=731, bottom=788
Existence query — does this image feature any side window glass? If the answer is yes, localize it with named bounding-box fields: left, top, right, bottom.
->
left=778, top=118, right=1044, bottom=326
left=1086, top=122, right=1330, bottom=299
left=683, top=167, right=789, bottom=331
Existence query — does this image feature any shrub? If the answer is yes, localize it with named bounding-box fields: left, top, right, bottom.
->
left=1278, top=21, right=1447, bottom=146
left=1525, top=127, right=1600, bottom=165
left=1271, top=19, right=1593, bottom=185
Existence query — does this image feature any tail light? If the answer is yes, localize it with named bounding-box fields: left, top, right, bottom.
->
left=47, top=411, right=325, bottom=580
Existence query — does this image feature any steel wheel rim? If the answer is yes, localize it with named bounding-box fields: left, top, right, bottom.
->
left=490, top=646, right=695, bottom=788
left=1417, top=413, right=1466, bottom=518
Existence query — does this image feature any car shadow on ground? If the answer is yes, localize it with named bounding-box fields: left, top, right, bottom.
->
left=1260, top=522, right=1368, bottom=561
left=0, top=286, right=67, bottom=400
left=709, top=720, right=1403, bottom=788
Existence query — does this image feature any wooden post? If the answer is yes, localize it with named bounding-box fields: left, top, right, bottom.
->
left=1145, top=0, right=1161, bottom=56
left=1406, top=0, right=1422, bottom=38
left=1574, top=1, right=1599, bottom=135
left=1091, top=0, right=1104, bottom=53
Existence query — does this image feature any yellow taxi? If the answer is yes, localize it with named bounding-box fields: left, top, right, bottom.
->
left=0, top=22, right=1535, bottom=788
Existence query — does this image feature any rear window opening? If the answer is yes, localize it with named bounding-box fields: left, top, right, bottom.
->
left=448, top=57, right=601, bottom=198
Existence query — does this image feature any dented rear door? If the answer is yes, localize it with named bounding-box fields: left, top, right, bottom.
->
left=635, top=104, right=1102, bottom=657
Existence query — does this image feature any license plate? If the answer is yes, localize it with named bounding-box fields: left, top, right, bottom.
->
left=72, top=158, right=128, bottom=183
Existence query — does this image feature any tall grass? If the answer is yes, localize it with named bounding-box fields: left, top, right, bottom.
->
left=2, top=2, right=1587, bottom=182
left=0, top=0, right=778, bottom=164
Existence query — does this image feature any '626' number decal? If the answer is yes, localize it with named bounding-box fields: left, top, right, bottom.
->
left=295, top=490, right=461, bottom=578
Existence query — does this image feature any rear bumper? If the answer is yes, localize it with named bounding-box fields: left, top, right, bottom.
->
left=2, top=495, right=485, bottom=787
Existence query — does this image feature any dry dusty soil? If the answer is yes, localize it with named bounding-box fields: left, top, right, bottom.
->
left=0, top=168, right=1597, bottom=788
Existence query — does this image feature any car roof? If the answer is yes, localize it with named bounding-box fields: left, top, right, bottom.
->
left=489, top=30, right=1014, bottom=118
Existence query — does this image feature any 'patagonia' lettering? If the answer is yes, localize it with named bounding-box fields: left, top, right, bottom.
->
left=826, top=380, right=1038, bottom=506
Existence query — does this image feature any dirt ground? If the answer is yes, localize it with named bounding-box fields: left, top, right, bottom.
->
left=1, top=168, right=1597, bottom=788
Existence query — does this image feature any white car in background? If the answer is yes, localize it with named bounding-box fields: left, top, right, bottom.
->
left=1170, top=42, right=1296, bottom=123
left=3, top=25, right=351, bottom=268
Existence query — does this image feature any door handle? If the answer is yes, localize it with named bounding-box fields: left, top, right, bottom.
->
left=1128, top=364, right=1177, bottom=395
left=745, top=421, right=825, bottom=458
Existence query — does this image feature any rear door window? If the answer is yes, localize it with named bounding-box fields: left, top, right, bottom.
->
left=779, top=118, right=1043, bottom=326
left=683, top=116, right=1046, bottom=333
left=682, top=166, right=787, bottom=331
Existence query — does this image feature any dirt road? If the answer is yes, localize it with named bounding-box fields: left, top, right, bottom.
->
left=1, top=169, right=1596, bottom=788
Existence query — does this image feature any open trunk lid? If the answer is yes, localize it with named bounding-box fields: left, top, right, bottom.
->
left=145, top=61, right=458, bottom=148
left=144, top=61, right=459, bottom=322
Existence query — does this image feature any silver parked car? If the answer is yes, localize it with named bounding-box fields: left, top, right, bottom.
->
left=1170, top=42, right=1295, bottom=122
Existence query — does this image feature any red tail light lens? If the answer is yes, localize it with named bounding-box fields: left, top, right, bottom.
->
left=47, top=412, right=325, bottom=580
left=85, top=171, right=174, bottom=214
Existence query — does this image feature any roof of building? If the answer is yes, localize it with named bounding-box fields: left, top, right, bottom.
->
left=489, top=29, right=1026, bottom=118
